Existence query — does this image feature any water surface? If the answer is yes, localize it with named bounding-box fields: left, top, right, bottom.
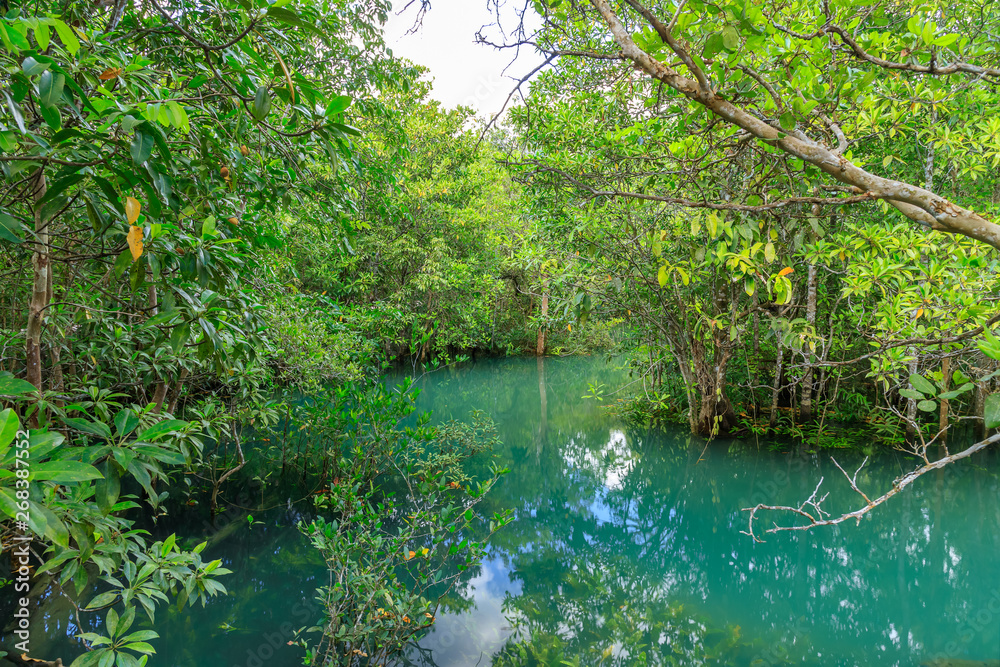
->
left=7, top=355, right=1000, bottom=666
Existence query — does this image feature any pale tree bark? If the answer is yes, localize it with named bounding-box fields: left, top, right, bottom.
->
left=26, top=169, right=48, bottom=427
left=672, top=347, right=698, bottom=434
left=974, top=379, right=987, bottom=440
left=905, top=355, right=918, bottom=443
left=588, top=0, right=1000, bottom=250
left=536, top=280, right=549, bottom=355
left=743, top=432, right=1000, bottom=541
left=799, top=263, right=818, bottom=422
left=769, top=342, right=784, bottom=427
left=938, top=356, right=949, bottom=442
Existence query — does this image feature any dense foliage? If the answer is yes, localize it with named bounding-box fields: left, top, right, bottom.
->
left=1, top=0, right=1000, bottom=664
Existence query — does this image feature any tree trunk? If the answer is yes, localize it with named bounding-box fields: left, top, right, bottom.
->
left=974, top=380, right=987, bottom=440
left=938, top=356, right=949, bottom=441
left=536, top=283, right=549, bottom=355
left=770, top=343, right=784, bottom=427
left=925, top=105, right=936, bottom=192
left=166, top=368, right=189, bottom=414
left=26, top=169, right=48, bottom=427
left=690, top=335, right=736, bottom=437
left=799, top=262, right=818, bottom=422
left=151, top=381, right=169, bottom=413
left=905, top=354, right=918, bottom=442
left=673, top=349, right=699, bottom=434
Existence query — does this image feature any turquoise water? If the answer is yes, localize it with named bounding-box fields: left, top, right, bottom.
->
left=8, top=355, right=1000, bottom=666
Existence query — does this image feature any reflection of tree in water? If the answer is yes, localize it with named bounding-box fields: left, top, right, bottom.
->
left=398, top=358, right=1000, bottom=666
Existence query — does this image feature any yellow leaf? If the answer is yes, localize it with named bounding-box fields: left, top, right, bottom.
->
left=916, top=308, right=923, bottom=318
left=778, top=267, right=794, bottom=277
left=420, top=548, right=429, bottom=557
left=127, top=225, right=143, bottom=260
left=567, top=324, right=572, bottom=332
left=125, top=197, right=141, bottom=224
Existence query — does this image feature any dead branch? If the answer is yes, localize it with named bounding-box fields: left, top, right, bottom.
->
left=742, top=432, right=1000, bottom=541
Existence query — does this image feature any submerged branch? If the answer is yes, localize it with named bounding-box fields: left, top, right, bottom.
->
left=741, top=433, right=1000, bottom=541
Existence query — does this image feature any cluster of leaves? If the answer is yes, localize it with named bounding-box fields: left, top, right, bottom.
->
left=297, top=380, right=512, bottom=666
left=0, top=403, right=231, bottom=666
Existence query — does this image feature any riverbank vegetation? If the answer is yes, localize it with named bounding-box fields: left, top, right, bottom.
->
left=0, top=0, right=999, bottom=664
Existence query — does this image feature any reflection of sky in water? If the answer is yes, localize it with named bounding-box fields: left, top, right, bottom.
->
left=411, top=557, right=522, bottom=666
left=562, top=429, right=639, bottom=526
left=562, top=428, right=637, bottom=491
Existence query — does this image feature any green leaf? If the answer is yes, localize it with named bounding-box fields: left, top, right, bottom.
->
left=703, top=33, right=725, bottom=59
left=22, top=56, right=50, bottom=77
left=265, top=6, right=316, bottom=32
left=38, top=70, right=65, bottom=108
left=909, top=374, right=937, bottom=397
left=898, top=388, right=925, bottom=401
left=114, top=249, right=133, bottom=278
left=29, top=500, right=69, bottom=546
left=113, top=409, right=140, bottom=437
left=201, top=216, right=217, bottom=239
left=0, top=213, right=25, bottom=243
left=34, top=22, right=50, bottom=51
left=92, top=176, right=124, bottom=215
left=252, top=86, right=271, bottom=121
left=657, top=265, right=668, bottom=288
left=136, top=420, right=187, bottom=441
left=3, top=91, right=26, bottom=134
left=131, top=131, right=154, bottom=165
left=85, top=591, right=119, bottom=610
left=169, top=324, right=190, bottom=353
left=779, top=111, right=795, bottom=132
left=30, top=461, right=104, bottom=482
left=96, top=460, right=121, bottom=515
left=39, top=174, right=86, bottom=207
left=0, top=409, right=19, bottom=450
left=721, top=26, right=740, bottom=51
left=0, top=374, right=37, bottom=395
left=52, top=19, right=80, bottom=55
left=933, top=34, right=958, bottom=48
left=325, top=95, right=352, bottom=116
left=62, top=417, right=113, bottom=439
left=985, top=393, right=1000, bottom=430
left=937, top=385, right=972, bottom=400
left=330, top=122, right=361, bottom=137
left=70, top=649, right=105, bottom=667
left=916, top=399, right=937, bottom=413
left=921, top=21, right=935, bottom=46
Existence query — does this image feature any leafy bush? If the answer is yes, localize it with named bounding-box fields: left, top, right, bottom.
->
left=295, top=381, right=512, bottom=665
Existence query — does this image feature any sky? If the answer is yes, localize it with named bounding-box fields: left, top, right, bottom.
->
left=383, top=0, right=545, bottom=116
